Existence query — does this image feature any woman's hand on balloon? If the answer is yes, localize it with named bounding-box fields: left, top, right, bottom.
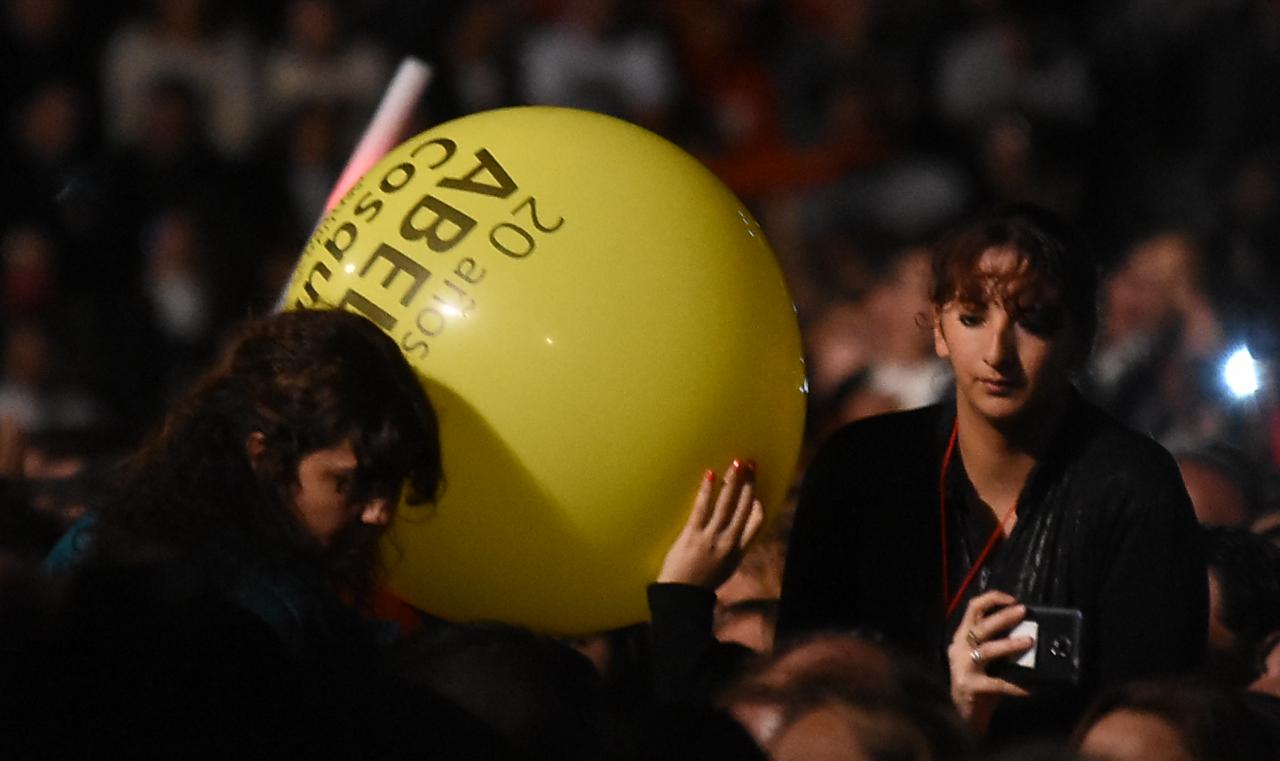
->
left=657, top=460, right=764, bottom=590
left=947, top=590, right=1033, bottom=735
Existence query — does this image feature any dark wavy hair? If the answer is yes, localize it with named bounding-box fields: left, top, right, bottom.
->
left=1203, top=526, right=1280, bottom=663
left=89, top=309, right=442, bottom=600
left=930, top=204, right=1100, bottom=360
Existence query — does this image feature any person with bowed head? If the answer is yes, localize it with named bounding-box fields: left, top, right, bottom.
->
left=44, top=308, right=444, bottom=660
left=776, top=205, right=1207, bottom=742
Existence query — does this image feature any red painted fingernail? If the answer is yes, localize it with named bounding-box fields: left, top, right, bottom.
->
left=704, top=469, right=715, bottom=483
left=731, top=458, right=742, bottom=471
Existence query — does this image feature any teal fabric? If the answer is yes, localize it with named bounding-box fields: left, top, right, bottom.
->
left=42, top=513, right=399, bottom=661
left=42, top=513, right=95, bottom=574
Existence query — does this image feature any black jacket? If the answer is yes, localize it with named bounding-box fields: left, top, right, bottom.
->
left=777, top=391, right=1207, bottom=738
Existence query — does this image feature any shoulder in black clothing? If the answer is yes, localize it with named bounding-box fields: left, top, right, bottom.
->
left=777, top=404, right=950, bottom=657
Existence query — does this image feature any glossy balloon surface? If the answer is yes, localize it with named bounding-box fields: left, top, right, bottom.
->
left=285, top=107, right=806, bottom=634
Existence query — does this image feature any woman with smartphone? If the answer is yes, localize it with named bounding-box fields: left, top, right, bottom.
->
left=776, top=205, right=1207, bottom=740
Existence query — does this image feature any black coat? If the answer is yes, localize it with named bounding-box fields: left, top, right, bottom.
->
left=777, top=391, right=1207, bottom=738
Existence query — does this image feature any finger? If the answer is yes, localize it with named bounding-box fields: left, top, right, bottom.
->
left=971, top=604, right=1027, bottom=642
left=724, top=477, right=756, bottom=542
left=725, top=465, right=755, bottom=532
left=974, top=636, right=1035, bottom=664
left=968, top=590, right=1018, bottom=612
left=962, top=590, right=1018, bottom=624
left=709, top=460, right=743, bottom=531
left=967, top=675, right=1031, bottom=699
left=688, top=469, right=716, bottom=529
left=738, top=499, right=765, bottom=552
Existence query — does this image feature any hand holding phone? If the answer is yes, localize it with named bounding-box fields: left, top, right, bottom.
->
left=948, top=590, right=1035, bottom=731
left=949, top=593, right=1087, bottom=733
left=988, top=605, right=1084, bottom=687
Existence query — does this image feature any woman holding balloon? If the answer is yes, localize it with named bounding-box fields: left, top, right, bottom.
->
left=647, top=458, right=766, bottom=702
left=775, top=205, right=1207, bottom=740
left=45, top=308, right=443, bottom=661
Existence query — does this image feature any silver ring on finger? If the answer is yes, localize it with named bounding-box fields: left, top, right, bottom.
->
left=969, top=647, right=983, bottom=665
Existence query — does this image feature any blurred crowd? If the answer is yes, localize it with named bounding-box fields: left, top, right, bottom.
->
left=5, top=0, right=1280, bottom=476
left=5, top=0, right=1280, bottom=458
left=4, top=0, right=1280, bottom=759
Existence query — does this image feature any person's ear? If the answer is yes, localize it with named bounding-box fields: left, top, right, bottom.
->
left=361, top=498, right=393, bottom=528
left=933, top=309, right=950, bottom=360
left=245, top=431, right=267, bottom=471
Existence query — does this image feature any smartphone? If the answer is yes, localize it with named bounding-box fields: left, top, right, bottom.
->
left=987, top=605, right=1084, bottom=687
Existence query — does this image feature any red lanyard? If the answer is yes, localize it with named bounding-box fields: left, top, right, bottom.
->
left=938, top=420, right=1021, bottom=619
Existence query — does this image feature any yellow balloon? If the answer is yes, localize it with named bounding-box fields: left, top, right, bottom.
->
left=284, top=107, right=806, bottom=635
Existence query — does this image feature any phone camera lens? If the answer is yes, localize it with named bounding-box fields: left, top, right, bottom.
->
left=1049, top=636, right=1073, bottom=658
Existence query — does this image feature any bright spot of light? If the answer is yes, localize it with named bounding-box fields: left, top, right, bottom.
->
left=1223, top=346, right=1261, bottom=398
left=545, top=336, right=555, bottom=345
left=436, top=303, right=463, bottom=319
left=343, top=263, right=357, bottom=274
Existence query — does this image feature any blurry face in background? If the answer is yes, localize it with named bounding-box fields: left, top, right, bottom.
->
left=769, top=707, right=871, bottom=761
left=1177, top=458, right=1251, bottom=527
left=154, top=0, right=206, bottom=36
left=287, top=0, right=338, bottom=54
left=3, top=321, right=53, bottom=387
left=768, top=702, right=933, bottom=761
left=865, top=248, right=934, bottom=363
left=1076, top=709, right=1193, bottom=761
left=1101, top=233, right=1196, bottom=343
left=19, top=82, right=81, bottom=163
left=2, top=226, right=58, bottom=310
left=725, top=695, right=786, bottom=748
left=142, top=85, right=198, bottom=157
left=805, top=299, right=872, bottom=403
left=8, top=0, right=66, bottom=38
